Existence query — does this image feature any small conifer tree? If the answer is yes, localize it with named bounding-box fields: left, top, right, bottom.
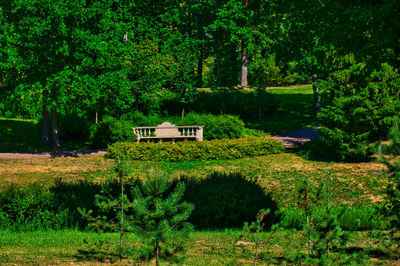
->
left=240, top=209, right=271, bottom=265
left=296, top=173, right=345, bottom=260
left=130, top=154, right=194, bottom=265
left=377, top=118, right=400, bottom=256
left=313, top=174, right=344, bottom=259
left=79, top=153, right=134, bottom=261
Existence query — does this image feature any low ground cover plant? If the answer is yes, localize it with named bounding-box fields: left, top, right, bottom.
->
left=106, top=137, right=285, bottom=161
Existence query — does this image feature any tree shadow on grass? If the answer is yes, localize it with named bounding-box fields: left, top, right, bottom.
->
left=0, top=119, right=45, bottom=153
left=75, top=240, right=119, bottom=263
left=182, top=172, right=279, bottom=230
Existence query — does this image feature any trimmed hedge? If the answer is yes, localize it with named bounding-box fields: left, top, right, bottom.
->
left=106, top=137, right=285, bottom=161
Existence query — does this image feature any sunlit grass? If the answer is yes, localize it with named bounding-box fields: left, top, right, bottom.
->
left=0, top=229, right=396, bottom=264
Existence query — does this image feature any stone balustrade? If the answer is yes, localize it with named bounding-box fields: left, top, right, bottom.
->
left=133, top=122, right=204, bottom=143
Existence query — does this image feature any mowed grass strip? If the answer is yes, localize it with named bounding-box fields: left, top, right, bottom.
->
left=0, top=229, right=397, bottom=265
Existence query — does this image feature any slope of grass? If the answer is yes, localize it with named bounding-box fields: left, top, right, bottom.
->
left=0, top=153, right=387, bottom=208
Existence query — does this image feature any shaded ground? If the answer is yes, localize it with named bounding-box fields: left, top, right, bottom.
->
left=274, top=127, right=320, bottom=147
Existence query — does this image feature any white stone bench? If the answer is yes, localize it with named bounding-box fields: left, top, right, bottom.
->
left=133, top=122, right=204, bottom=143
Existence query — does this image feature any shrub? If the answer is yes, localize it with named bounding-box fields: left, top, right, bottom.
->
left=179, top=113, right=246, bottom=140
left=122, top=111, right=248, bottom=140
left=318, top=63, right=400, bottom=161
left=106, top=137, right=285, bottom=161
left=121, top=111, right=165, bottom=127
left=0, top=184, right=72, bottom=231
left=92, top=115, right=136, bottom=148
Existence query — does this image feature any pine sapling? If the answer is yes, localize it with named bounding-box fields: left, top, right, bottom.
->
left=78, top=154, right=134, bottom=261
left=240, top=209, right=272, bottom=265
left=130, top=150, right=194, bottom=265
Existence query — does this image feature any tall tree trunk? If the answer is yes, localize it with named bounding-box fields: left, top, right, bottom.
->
left=240, top=0, right=249, bottom=87
left=241, top=41, right=248, bottom=87
left=42, top=106, right=49, bottom=145
left=197, top=49, right=203, bottom=88
left=155, top=240, right=159, bottom=266
left=197, top=17, right=204, bottom=88
left=50, top=108, right=59, bottom=147
left=312, top=74, right=321, bottom=113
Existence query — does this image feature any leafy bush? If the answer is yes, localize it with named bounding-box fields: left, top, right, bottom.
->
left=121, top=111, right=166, bottom=127
left=179, top=113, right=246, bottom=140
left=123, top=111, right=248, bottom=140
left=106, top=137, right=285, bottom=161
left=318, top=63, right=400, bottom=161
left=92, top=115, right=136, bottom=147
left=0, top=184, right=72, bottom=231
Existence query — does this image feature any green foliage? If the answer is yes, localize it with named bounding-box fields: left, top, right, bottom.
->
left=278, top=206, right=386, bottom=231
left=124, top=111, right=248, bottom=140
left=183, top=172, right=278, bottom=229
left=130, top=161, right=194, bottom=264
left=378, top=118, right=400, bottom=228
left=293, top=174, right=348, bottom=260
left=250, top=54, right=303, bottom=87
left=0, top=184, right=71, bottom=231
left=58, top=112, right=94, bottom=141
left=79, top=157, right=135, bottom=260
left=163, top=89, right=279, bottom=123
left=319, top=63, right=400, bottom=161
left=179, top=113, right=246, bottom=140
left=106, top=137, right=285, bottom=162
left=92, top=116, right=136, bottom=148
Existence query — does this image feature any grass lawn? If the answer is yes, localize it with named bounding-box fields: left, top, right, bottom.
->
left=0, top=229, right=397, bottom=264
left=248, top=85, right=319, bottom=135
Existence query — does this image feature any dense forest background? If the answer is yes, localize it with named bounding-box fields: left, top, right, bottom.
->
left=0, top=0, right=399, bottom=153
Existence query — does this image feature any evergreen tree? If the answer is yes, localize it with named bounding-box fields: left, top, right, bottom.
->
left=318, top=63, right=400, bottom=161
left=130, top=157, right=194, bottom=265
left=379, top=117, right=400, bottom=228
left=79, top=156, right=134, bottom=261
left=296, top=173, right=345, bottom=261
left=240, top=209, right=271, bottom=266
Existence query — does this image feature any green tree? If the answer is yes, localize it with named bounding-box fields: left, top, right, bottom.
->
left=130, top=158, right=194, bottom=265
left=318, top=63, right=400, bottom=161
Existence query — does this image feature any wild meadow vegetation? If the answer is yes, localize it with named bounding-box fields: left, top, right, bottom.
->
left=1, top=0, right=400, bottom=264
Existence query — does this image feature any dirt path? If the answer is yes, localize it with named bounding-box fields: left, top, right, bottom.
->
left=272, top=127, right=320, bottom=147
left=0, top=149, right=106, bottom=159
left=0, top=128, right=320, bottom=159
